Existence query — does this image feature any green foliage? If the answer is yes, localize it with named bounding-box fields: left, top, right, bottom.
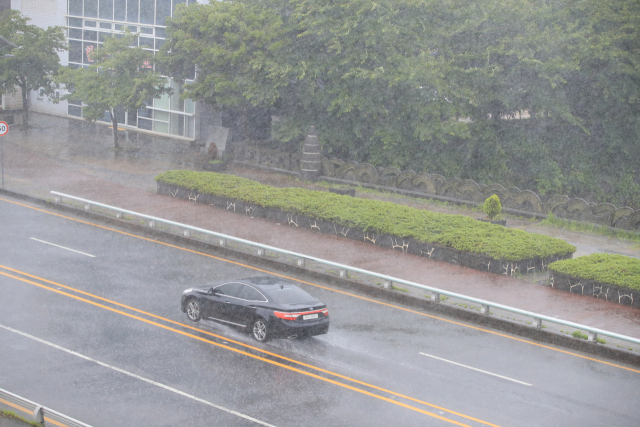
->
left=483, top=195, right=502, bottom=220
left=160, top=1, right=285, bottom=140
left=0, top=10, right=67, bottom=127
left=541, top=213, right=640, bottom=244
left=156, top=170, right=576, bottom=261
left=572, top=331, right=588, bottom=340
left=56, top=32, right=171, bottom=148
left=160, top=0, right=640, bottom=209
left=0, top=410, right=42, bottom=427
left=549, top=254, right=640, bottom=291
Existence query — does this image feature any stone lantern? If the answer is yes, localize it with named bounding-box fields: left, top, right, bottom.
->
left=300, top=126, right=321, bottom=181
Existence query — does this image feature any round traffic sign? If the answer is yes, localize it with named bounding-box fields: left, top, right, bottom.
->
left=0, top=121, right=8, bottom=136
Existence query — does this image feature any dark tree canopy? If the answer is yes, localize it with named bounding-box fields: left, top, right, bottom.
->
left=162, top=0, right=640, bottom=208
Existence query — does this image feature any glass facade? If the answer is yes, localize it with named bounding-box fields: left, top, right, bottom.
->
left=66, top=0, right=196, bottom=138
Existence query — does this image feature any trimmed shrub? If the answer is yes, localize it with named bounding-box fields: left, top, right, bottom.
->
left=483, top=195, right=502, bottom=220
left=155, top=171, right=576, bottom=261
left=549, top=254, right=640, bottom=291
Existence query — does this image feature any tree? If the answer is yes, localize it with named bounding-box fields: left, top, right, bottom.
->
left=160, top=1, right=286, bottom=141
left=163, top=0, right=640, bottom=208
left=56, top=32, right=171, bottom=149
left=0, top=10, right=66, bottom=128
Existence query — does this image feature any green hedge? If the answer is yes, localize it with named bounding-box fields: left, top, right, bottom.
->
left=549, top=254, right=640, bottom=291
left=155, top=171, right=576, bottom=261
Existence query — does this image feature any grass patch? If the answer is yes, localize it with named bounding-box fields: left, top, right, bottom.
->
left=156, top=171, right=576, bottom=261
left=549, top=253, right=640, bottom=291
left=541, top=213, right=640, bottom=244
left=572, top=331, right=588, bottom=340
left=1, top=410, right=41, bottom=426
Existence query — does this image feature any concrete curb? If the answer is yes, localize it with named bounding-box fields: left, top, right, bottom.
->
left=2, top=187, right=639, bottom=367
left=550, top=270, right=640, bottom=309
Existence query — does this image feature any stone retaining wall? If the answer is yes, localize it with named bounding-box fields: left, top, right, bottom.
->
left=158, top=182, right=574, bottom=277
left=549, top=271, right=640, bottom=309
left=233, top=143, right=640, bottom=231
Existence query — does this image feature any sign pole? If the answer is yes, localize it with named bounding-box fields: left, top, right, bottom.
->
left=0, top=121, right=9, bottom=187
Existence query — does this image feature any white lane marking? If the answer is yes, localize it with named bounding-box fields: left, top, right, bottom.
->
left=30, top=238, right=95, bottom=258
left=0, top=323, right=277, bottom=427
left=419, top=352, right=532, bottom=386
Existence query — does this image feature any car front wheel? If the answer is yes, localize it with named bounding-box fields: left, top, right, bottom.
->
left=186, top=299, right=201, bottom=322
left=252, top=318, right=269, bottom=342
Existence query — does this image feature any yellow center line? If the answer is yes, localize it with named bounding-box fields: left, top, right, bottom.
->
left=1, top=195, right=638, bottom=376
left=0, top=264, right=497, bottom=427
left=0, top=270, right=479, bottom=427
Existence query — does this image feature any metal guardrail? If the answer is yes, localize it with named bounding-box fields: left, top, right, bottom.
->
left=0, top=387, right=91, bottom=427
left=51, top=191, right=640, bottom=347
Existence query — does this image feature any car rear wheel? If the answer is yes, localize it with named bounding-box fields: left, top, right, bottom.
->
left=186, top=299, right=201, bottom=322
left=252, top=318, right=269, bottom=342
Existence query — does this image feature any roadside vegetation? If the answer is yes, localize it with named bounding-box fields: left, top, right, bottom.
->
left=0, top=10, right=66, bottom=128
left=156, top=170, right=576, bottom=261
left=549, top=254, right=640, bottom=291
left=3, top=1, right=639, bottom=208
left=0, top=410, right=40, bottom=427
left=161, top=0, right=640, bottom=210
left=541, top=213, right=640, bottom=244
left=55, top=32, right=171, bottom=149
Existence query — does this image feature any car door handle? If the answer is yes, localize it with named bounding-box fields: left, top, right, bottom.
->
left=224, top=301, right=230, bottom=304
left=248, top=305, right=256, bottom=308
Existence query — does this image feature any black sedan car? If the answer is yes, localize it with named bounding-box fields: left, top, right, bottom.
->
left=180, top=276, right=329, bottom=342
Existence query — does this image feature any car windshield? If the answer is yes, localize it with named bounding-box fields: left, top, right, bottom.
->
left=267, top=286, right=317, bottom=305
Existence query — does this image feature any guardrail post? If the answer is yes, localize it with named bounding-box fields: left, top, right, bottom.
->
left=183, top=229, right=191, bottom=237
left=384, top=280, right=392, bottom=289
left=54, top=195, right=61, bottom=203
left=116, top=211, right=124, bottom=219
left=431, top=292, right=440, bottom=302
left=297, top=258, right=305, bottom=266
left=33, top=405, right=44, bottom=425
left=84, top=203, right=91, bottom=211
left=257, top=248, right=265, bottom=256
left=149, top=220, right=156, bottom=228
left=588, top=331, right=597, bottom=342
left=339, top=269, right=348, bottom=277
left=534, top=318, right=542, bottom=328
left=481, top=304, right=490, bottom=315
left=219, top=238, right=227, bottom=246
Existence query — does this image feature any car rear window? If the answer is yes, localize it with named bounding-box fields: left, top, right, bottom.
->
left=267, top=286, right=316, bottom=305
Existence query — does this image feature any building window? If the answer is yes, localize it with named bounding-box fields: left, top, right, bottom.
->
left=83, top=0, right=97, bottom=18
left=126, top=0, right=139, bottom=23
left=65, top=0, right=197, bottom=139
left=99, top=0, right=114, bottom=20
left=69, top=0, right=83, bottom=16
left=114, top=0, right=126, bottom=21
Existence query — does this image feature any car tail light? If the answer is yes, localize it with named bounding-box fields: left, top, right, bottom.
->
left=274, top=311, right=299, bottom=320
left=274, top=308, right=328, bottom=320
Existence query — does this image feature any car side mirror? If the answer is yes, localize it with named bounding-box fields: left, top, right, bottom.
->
left=208, top=288, right=215, bottom=295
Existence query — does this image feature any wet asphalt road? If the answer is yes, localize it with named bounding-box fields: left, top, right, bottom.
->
left=1, top=197, right=639, bottom=427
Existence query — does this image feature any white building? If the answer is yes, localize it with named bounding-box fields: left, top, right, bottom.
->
left=9, top=0, right=222, bottom=145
